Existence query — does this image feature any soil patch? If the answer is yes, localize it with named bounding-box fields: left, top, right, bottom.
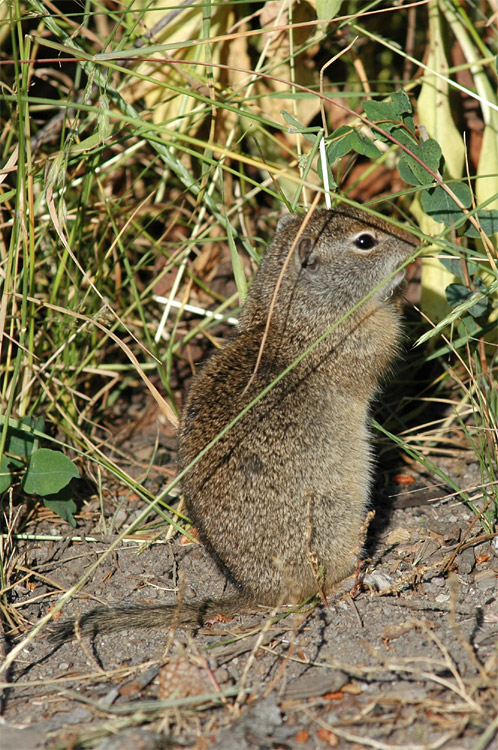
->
left=1, top=444, right=497, bottom=749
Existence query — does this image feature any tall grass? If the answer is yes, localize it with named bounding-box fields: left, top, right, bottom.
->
left=0, top=0, right=497, bottom=609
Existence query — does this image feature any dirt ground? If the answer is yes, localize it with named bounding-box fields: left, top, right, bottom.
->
left=1, top=412, right=497, bottom=750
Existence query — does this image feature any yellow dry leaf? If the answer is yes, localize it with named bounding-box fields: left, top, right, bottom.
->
left=415, top=0, right=465, bottom=323
left=476, top=118, right=498, bottom=214
left=126, top=1, right=235, bottom=127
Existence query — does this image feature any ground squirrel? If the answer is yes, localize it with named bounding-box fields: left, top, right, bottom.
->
left=50, top=206, right=418, bottom=642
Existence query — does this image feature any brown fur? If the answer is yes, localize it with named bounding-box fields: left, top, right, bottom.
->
left=49, top=207, right=417, bottom=643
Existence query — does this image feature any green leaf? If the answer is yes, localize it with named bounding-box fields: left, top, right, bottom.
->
left=281, top=110, right=301, bottom=129
left=415, top=277, right=498, bottom=346
left=446, top=283, right=488, bottom=318
left=0, top=454, right=12, bottom=494
left=316, top=0, right=343, bottom=20
left=398, top=139, right=442, bottom=186
left=363, top=98, right=397, bottom=127
left=43, top=484, right=77, bottom=527
left=439, top=254, right=479, bottom=278
left=363, top=92, right=416, bottom=147
left=325, top=125, right=381, bottom=162
left=421, top=183, right=472, bottom=226
left=98, top=92, right=111, bottom=143
left=391, top=90, right=416, bottom=135
left=325, top=126, right=356, bottom=162
left=0, top=189, right=16, bottom=204
left=445, top=283, right=470, bottom=306
left=351, top=130, right=381, bottom=158
left=464, top=210, right=498, bottom=237
left=281, top=110, right=320, bottom=143
left=473, top=276, right=487, bottom=293
left=0, top=416, right=45, bottom=460
left=416, top=1, right=465, bottom=181
left=226, top=219, right=248, bottom=304
left=457, top=313, right=481, bottom=339
left=6, top=456, right=24, bottom=470
left=69, top=132, right=101, bottom=155
left=392, top=89, right=413, bottom=117
left=23, top=448, right=79, bottom=496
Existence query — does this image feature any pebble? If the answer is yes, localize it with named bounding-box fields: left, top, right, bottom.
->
left=431, top=576, right=446, bottom=588
left=458, top=547, right=475, bottom=574
left=435, top=593, right=450, bottom=603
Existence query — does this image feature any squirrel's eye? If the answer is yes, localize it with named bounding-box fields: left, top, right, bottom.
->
left=354, top=233, right=377, bottom=251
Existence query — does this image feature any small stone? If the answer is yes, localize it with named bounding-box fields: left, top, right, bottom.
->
left=474, top=569, right=496, bottom=582
left=0, top=724, right=42, bottom=750
left=435, top=593, right=450, bottom=603
left=475, top=577, right=496, bottom=593
left=113, top=509, right=128, bottom=527
left=473, top=570, right=497, bottom=593
left=363, top=570, right=393, bottom=592
left=416, top=538, right=440, bottom=562
left=158, top=655, right=212, bottom=700
left=386, top=528, right=411, bottom=545
left=458, top=547, right=475, bottom=574
left=432, top=576, right=446, bottom=587
left=214, top=667, right=230, bottom=683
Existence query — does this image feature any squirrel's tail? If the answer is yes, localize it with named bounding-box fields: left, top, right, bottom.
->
left=48, top=596, right=249, bottom=644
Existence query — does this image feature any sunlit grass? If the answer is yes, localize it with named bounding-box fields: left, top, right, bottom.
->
left=0, top=0, right=497, bottom=563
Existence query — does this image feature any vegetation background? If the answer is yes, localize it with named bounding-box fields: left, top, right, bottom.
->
left=0, top=1, right=497, bottom=748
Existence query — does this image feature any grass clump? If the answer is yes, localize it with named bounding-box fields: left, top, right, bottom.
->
left=0, top=0, right=497, bottom=597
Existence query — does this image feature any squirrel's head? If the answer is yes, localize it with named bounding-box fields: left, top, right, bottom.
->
left=284, top=207, right=415, bottom=302
left=246, top=207, right=418, bottom=327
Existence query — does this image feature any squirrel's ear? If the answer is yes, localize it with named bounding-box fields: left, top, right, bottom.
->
left=296, top=237, right=320, bottom=273
left=296, top=237, right=312, bottom=264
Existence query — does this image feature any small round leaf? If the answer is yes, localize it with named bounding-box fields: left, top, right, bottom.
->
left=23, top=448, right=79, bottom=496
left=0, top=454, right=12, bottom=494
